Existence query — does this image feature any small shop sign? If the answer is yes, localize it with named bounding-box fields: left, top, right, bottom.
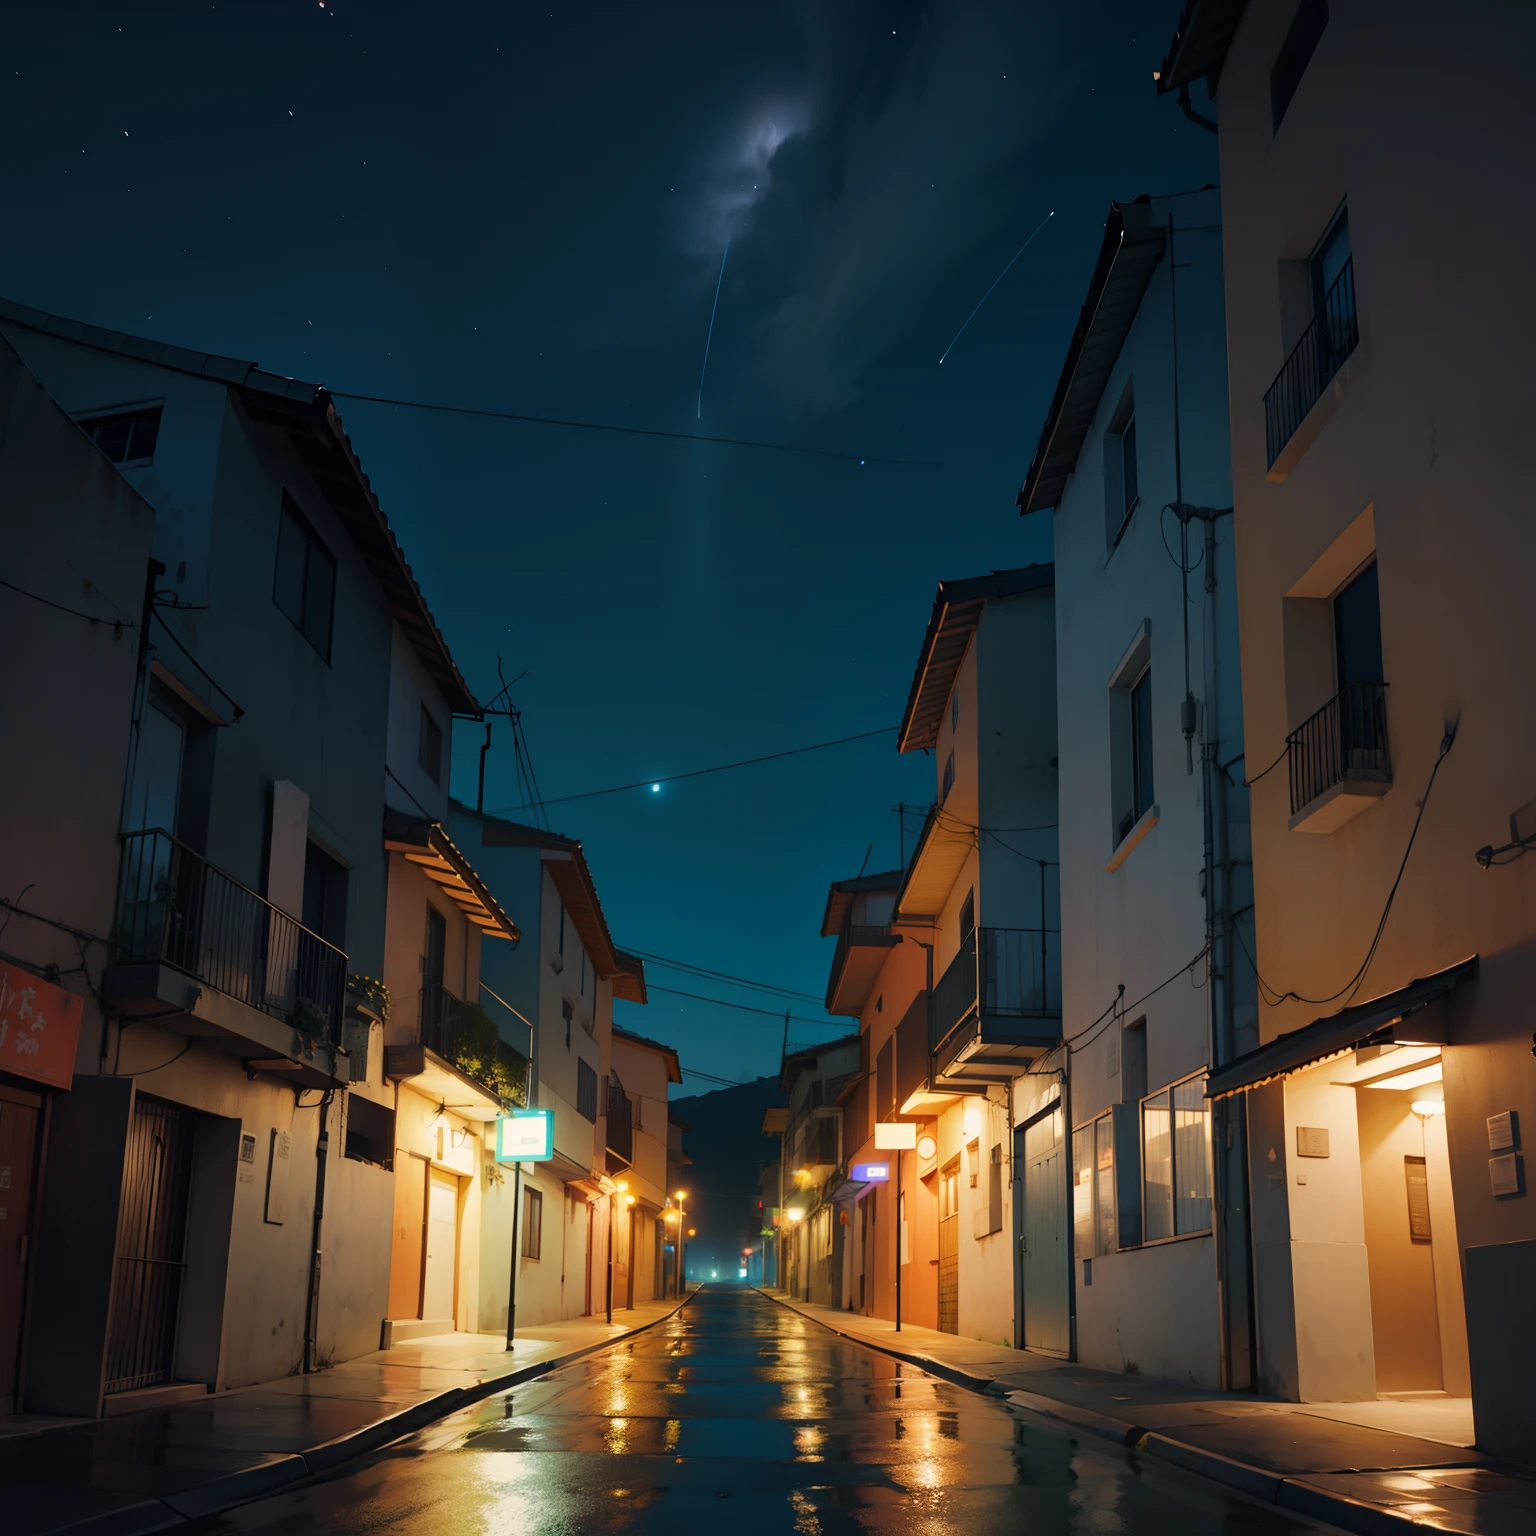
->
left=0, top=963, right=82, bottom=1090
left=496, top=1107, right=554, bottom=1163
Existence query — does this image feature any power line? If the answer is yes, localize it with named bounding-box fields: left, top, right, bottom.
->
left=624, top=948, right=821, bottom=1003
left=646, top=982, right=845, bottom=1030
left=0, top=576, right=135, bottom=630
left=330, top=390, right=899, bottom=467
left=487, top=726, right=898, bottom=814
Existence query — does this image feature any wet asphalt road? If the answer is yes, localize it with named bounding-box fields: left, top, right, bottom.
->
left=206, top=1288, right=1333, bottom=1535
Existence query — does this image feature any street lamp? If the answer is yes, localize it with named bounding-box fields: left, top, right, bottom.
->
left=674, top=1190, right=688, bottom=1297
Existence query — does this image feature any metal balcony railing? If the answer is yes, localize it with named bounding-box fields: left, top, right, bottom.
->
left=1286, top=681, right=1391, bottom=817
left=931, top=927, right=1062, bottom=1056
left=415, top=982, right=530, bottom=1105
left=1264, top=257, right=1358, bottom=468
left=606, top=1080, right=633, bottom=1166
left=115, top=828, right=345, bottom=1046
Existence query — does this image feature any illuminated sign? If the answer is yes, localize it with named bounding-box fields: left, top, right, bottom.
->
left=874, top=1121, right=917, bottom=1150
left=495, top=1108, right=554, bottom=1163
left=851, top=1162, right=890, bottom=1183
left=0, top=963, right=83, bottom=1091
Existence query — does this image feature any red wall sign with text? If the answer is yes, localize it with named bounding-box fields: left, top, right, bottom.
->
left=0, top=963, right=83, bottom=1090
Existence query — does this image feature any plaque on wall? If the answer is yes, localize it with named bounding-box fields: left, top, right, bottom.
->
left=1295, top=1126, right=1330, bottom=1158
left=1404, top=1155, right=1431, bottom=1241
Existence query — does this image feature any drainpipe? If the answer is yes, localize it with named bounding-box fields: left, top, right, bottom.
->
left=303, top=1089, right=334, bottom=1373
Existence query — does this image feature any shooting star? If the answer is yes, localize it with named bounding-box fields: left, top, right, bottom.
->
left=938, top=211, right=1054, bottom=365
left=697, top=238, right=730, bottom=419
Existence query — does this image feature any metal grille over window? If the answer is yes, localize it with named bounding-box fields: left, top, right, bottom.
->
left=576, top=1057, right=598, bottom=1121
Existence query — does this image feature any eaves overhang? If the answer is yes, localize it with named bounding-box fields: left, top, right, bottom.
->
left=893, top=802, right=977, bottom=924
left=1154, top=0, right=1249, bottom=95
left=1206, top=958, right=1478, bottom=1101
left=613, top=1022, right=682, bottom=1083
left=898, top=564, right=1055, bottom=753
left=384, top=808, right=520, bottom=942
left=820, top=870, right=904, bottom=938
left=1017, top=201, right=1168, bottom=516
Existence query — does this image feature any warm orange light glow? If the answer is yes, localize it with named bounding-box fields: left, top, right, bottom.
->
left=675, top=1190, right=687, bottom=1201
left=687, top=1227, right=696, bottom=1237
left=616, top=1178, right=630, bottom=1193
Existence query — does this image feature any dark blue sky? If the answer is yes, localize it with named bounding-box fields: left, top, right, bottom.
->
left=2, top=1, right=1214, bottom=1088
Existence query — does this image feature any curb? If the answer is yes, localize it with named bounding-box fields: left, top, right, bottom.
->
left=753, top=1289, right=998, bottom=1397
left=47, top=1292, right=694, bottom=1536
left=760, top=1292, right=1474, bottom=1536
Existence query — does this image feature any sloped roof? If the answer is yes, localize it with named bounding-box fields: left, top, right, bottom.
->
left=452, top=801, right=629, bottom=982
left=820, top=869, right=904, bottom=938
left=897, top=565, right=1055, bottom=752
left=383, top=809, right=520, bottom=941
left=0, top=297, right=477, bottom=714
left=1155, top=0, right=1250, bottom=94
left=1017, top=201, right=1169, bottom=516
left=612, top=1023, right=682, bottom=1083
left=611, top=949, right=648, bottom=1006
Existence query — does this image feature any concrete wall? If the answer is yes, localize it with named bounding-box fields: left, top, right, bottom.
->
left=1212, top=0, right=1536, bottom=1444
left=0, top=337, right=153, bottom=1083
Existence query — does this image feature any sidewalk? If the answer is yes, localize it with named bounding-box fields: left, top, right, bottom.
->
left=8, top=1293, right=690, bottom=1536
left=760, top=1290, right=1535, bottom=1536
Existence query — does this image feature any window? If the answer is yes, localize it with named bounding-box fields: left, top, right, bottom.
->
left=522, top=1186, right=543, bottom=1259
left=1142, top=1072, right=1212, bottom=1242
left=417, top=704, right=443, bottom=784
left=301, top=841, right=348, bottom=948
left=942, top=752, right=955, bottom=802
left=1104, top=384, right=1138, bottom=549
left=344, top=1094, right=394, bottom=1169
left=1270, top=0, right=1328, bottom=132
left=950, top=690, right=960, bottom=732
left=975, top=1141, right=1003, bottom=1239
left=1072, top=1115, right=1118, bottom=1261
left=1311, top=205, right=1351, bottom=333
left=273, top=495, right=336, bottom=661
left=1333, top=560, right=1382, bottom=694
left=1121, top=665, right=1155, bottom=842
left=562, top=997, right=573, bottom=1050
left=576, top=1057, right=598, bottom=1121
left=80, top=405, right=163, bottom=465
left=958, top=888, right=975, bottom=940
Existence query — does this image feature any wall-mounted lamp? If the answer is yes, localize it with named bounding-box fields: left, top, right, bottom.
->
left=1412, top=1100, right=1446, bottom=1117
left=916, top=1133, right=938, bottom=1161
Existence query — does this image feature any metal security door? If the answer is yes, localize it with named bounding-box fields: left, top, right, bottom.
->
left=0, top=1085, right=42, bottom=1410
left=1018, top=1106, right=1070, bottom=1355
left=937, top=1157, right=960, bottom=1334
left=106, top=1095, right=195, bottom=1394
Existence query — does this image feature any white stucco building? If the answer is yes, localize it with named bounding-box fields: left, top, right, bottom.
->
left=1018, top=189, right=1255, bottom=1387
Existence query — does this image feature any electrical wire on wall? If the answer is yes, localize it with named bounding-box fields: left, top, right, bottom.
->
left=1234, top=730, right=1457, bottom=1012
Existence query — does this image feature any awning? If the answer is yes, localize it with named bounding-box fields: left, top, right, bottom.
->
left=1206, top=957, right=1477, bottom=1101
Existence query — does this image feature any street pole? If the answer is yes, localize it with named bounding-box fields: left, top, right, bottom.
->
left=506, top=1163, right=523, bottom=1349
left=606, top=1190, right=615, bottom=1326
left=677, top=1193, right=686, bottom=1295
left=895, top=1148, right=903, bottom=1333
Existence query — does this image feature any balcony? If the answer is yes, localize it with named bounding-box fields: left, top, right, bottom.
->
left=1287, top=681, right=1392, bottom=833
left=605, top=1080, right=633, bottom=1173
left=792, top=1114, right=840, bottom=1181
left=385, top=982, right=530, bottom=1117
left=1264, top=257, right=1359, bottom=472
left=930, top=927, right=1062, bottom=1092
left=104, top=828, right=349, bottom=1088
left=824, top=919, right=900, bottom=1015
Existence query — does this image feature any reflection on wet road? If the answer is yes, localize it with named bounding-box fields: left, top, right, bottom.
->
left=209, top=1288, right=1328, bottom=1534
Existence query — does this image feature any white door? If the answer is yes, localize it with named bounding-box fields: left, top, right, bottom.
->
left=1019, top=1108, right=1070, bottom=1355
left=422, top=1172, right=458, bottom=1323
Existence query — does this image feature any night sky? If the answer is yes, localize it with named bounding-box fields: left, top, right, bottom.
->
left=3, top=2, right=1215, bottom=1089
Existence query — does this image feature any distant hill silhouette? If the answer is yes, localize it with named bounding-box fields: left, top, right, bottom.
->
left=671, top=1075, right=784, bottom=1280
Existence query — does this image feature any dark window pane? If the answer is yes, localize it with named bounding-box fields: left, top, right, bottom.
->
left=84, top=407, right=163, bottom=465
left=1333, top=562, right=1383, bottom=691
left=1121, top=416, right=1138, bottom=513
left=523, top=1187, right=543, bottom=1259
left=273, top=508, right=307, bottom=628
left=1131, top=668, right=1154, bottom=820
left=1313, top=208, right=1351, bottom=313
left=302, top=541, right=336, bottom=660
left=418, top=705, right=443, bottom=784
